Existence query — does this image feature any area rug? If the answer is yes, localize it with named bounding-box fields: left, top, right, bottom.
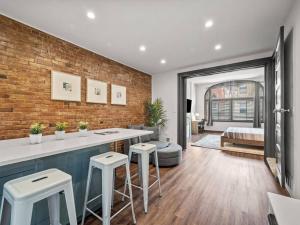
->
left=191, top=135, right=221, bottom=150
left=191, top=134, right=264, bottom=156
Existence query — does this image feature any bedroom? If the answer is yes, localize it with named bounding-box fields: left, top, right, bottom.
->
left=186, top=67, right=265, bottom=156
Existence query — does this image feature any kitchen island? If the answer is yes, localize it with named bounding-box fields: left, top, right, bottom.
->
left=0, top=128, right=152, bottom=225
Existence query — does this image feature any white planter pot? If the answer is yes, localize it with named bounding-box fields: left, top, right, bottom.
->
left=55, top=130, right=65, bottom=140
left=29, top=133, right=42, bottom=144
left=79, top=129, right=88, bottom=137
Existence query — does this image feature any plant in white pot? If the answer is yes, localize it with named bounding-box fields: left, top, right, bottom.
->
left=145, top=98, right=167, bottom=136
left=29, top=123, right=45, bottom=144
left=55, top=122, right=67, bottom=140
left=78, top=121, right=89, bottom=137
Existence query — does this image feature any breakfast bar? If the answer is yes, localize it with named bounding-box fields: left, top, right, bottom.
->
left=0, top=128, right=152, bottom=225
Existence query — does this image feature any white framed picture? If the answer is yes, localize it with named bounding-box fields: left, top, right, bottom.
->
left=111, top=84, right=126, bottom=105
left=51, top=71, right=81, bottom=102
left=86, top=79, right=107, bottom=104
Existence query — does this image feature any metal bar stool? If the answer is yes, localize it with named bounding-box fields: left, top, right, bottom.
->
left=123, top=143, right=162, bottom=213
left=81, top=152, right=136, bottom=225
left=0, top=169, right=77, bottom=225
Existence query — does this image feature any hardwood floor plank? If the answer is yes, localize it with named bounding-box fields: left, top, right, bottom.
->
left=85, top=145, right=287, bottom=225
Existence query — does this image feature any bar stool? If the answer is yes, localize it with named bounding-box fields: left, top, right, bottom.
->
left=81, top=152, right=136, bottom=225
left=123, top=143, right=162, bottom=213
left=0, top=169, right=77, bottom=225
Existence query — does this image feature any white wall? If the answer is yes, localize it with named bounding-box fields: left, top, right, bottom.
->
left=284, top=0, right=300, bottom=198
left=152, top=51, right=271, bottom=143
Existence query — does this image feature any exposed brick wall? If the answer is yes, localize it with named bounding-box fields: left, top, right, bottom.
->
left=0, top=15, right=152, bottom=140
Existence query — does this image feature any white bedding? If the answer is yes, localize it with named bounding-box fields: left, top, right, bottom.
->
left=224, top=127, right=264, bottom=142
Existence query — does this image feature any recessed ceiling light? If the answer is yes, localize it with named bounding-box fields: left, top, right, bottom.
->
left=205, top=20, right=214, bottom=28
left=160, top=59, right=166, bottom=64
left=139, top=45, right=146, bottom=52
left=214, top=44, right=222, bottom=50
left=87, top=11, right=95, bottom=19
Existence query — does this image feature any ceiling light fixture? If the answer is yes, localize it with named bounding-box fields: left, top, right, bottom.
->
left=205, top=20, right=214, bottom=28
left=87, top=11, right=95, bottom=19
left=160, top=59, right=166, bottom=64
left=139, top=45, right=146, bottom=52
left=214, top=44, right=222, bottom=50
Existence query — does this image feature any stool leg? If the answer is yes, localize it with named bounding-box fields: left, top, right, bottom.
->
left=10, top=202, right=33, bottom=225
left=81, top=165, right=93, bottom=225
left=154, top=149, right=162, bottom=197
left=125, top=162, right=136, bottom=224
left=102, top=168, right=113, bottom=225
left=111, top=168, right=115, bottom=208
left=138, top=154, right=143, bottom=188
left=64, top=183, right=78, bottom=225
left=141, top=152, right=149, bottom=213
left=122, top=150, right=132, bottom=201
left=0, top=197, right=10, bottom=225
left=48, top=193, right=62, bottom=225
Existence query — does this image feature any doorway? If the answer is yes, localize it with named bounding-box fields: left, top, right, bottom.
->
left=177, top=57, right=275, bottom=163
left=186, top=68, right=265, bottom=155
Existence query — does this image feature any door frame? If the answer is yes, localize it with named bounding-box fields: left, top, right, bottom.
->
left=177, top=57, right=275, bottom=161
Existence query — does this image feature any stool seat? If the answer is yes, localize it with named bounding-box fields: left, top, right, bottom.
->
left=5, top=169, right=71, bottom=200
left=130, top=143, right=156, bottom=153
left=91, top=152, right=128, bottom=166
left=0, top=169, right=77, bottom=225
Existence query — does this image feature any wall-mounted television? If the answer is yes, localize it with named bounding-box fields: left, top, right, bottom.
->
left=187, top=99, right=192, bottom=113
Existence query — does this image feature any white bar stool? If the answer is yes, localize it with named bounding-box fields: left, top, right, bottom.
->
left=0, top=169, right=77, bottom=225
left=123, top=143, right=162, bottom=213
left=81, top=152, right=136, bottom=225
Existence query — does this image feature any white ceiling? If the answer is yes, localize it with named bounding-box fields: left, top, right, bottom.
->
left=189, top=67, right=265, bottom=85
left=0, top=0, right=294, bottom=74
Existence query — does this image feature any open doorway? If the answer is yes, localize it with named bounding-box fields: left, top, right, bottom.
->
left=186, top=67, right=265, bottom=155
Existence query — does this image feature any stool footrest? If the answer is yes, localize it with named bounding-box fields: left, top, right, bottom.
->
left=110, top=202, right=131, bottom=220
left=87, top=194, right=102, bottom=204
left=131, top=179, right=159, bottom=190
left=86, top=207, right=103, bottom=221
left=86, top=202, right=131, bottom=222
left=131, top=173, right=158, bottom=180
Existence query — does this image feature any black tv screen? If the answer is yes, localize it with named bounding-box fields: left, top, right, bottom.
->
left=187, top=99, right=192, bottom=113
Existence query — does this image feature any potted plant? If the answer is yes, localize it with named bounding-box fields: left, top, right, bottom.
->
left=55, top=122, right=68, bottom=140
left=78, top=121, right=89, bottom=137
left=29, top=123, right=45, bottom=144
left=145, top=98, right=167, bottom=133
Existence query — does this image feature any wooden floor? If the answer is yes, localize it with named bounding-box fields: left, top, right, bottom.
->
left=84, top=145, right=287, bottom=225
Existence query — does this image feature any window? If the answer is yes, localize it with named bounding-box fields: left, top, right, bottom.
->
left=204, top=81, right=264, bottom=123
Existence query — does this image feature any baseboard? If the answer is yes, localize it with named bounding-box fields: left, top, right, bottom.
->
left=203, top=130, right=223, bottom=134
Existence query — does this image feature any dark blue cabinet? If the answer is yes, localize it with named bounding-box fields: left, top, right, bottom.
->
left=0, top=144, right=110, bottom=225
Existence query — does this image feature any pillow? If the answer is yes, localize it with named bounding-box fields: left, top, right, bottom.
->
left=143, top=126, right=159, bottom=141
left=128, top=124, right=144, bottom=130
left=141, top=134, right=151, bottom=143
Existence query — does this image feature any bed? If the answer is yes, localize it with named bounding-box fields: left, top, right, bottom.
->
left=221, top=127, right=264, bottom=147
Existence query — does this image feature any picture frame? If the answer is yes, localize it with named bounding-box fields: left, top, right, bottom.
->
left=86, top=78, right=107, bottom=104
left=111, top=84, right=126, bottom=105
left=51, top=71, right=81, bottom=102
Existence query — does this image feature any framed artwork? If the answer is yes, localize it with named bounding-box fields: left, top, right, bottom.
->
left=111, top=84, right=126, bottom=105
left=86, top=78, right=107, bottom=104
left=51, top=71, right=81, bottom=102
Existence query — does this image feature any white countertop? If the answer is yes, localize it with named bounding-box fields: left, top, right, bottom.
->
left=268, top=192, right=300, bottom=225
left=0, top=128, right=152, bottom=167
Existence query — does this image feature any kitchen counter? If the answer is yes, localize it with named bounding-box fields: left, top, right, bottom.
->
left=0, top=128, right=152, bottom=167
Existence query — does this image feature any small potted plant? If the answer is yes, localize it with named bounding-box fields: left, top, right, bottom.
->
left=55, top=122, right=68, bottom=140
left=29, top=123, right=45, bottom=144
left=78, top=121, right=89, bottom=137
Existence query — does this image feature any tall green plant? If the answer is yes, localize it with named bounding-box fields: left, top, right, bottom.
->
left=145, top=98, right=167, bottom=128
